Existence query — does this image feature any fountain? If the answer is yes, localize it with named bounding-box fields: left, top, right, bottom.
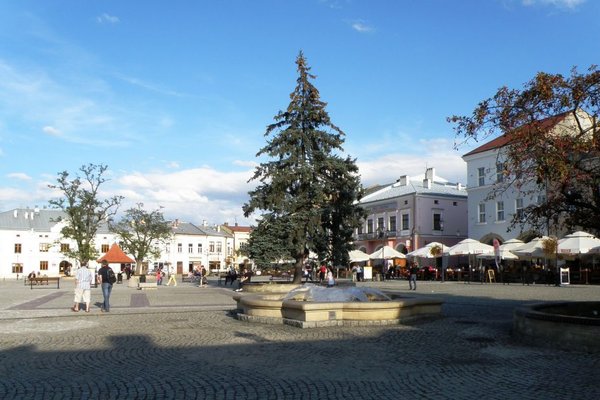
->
left=234, top=284, right=443, bottom=328
left=513, top=301, right=600, bottom=352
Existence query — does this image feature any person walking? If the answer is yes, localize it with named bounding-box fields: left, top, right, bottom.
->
left=326, top=268, right=335, bottom=287
left=97, top=261, right=114, bottom=312
left=409, top=262, right=419, bottom=291
left=72, top=264, right=93, bottom=313
left=166, top=265, right=177, bottom=286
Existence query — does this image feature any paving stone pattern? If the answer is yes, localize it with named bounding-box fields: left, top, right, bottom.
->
left=0, top=278, right=598, bottom=399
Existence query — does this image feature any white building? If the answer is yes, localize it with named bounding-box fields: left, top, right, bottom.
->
left=0, top=207, right=117, bottom=278
left=0, top=208, right=233, bottom=279
left=462, top=110, right=595, bottom=243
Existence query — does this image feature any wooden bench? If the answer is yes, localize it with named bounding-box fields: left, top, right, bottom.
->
left=27, top=276, right=60, bottom=289
left=138, top=282, right=157, bottom=290
left=269, top=272, right=291, bottom=282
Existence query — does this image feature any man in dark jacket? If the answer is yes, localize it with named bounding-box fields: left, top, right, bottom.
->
left=97, top=261, right=114, bottom=312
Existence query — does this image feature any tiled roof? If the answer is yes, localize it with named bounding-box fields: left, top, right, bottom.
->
left=462, top=111, right=571, bottom=158
left=169, top=221, right=230, bottom=237
left=360, top=178, right=466, bottom=204
left=97, top=243, right=135, bottom=263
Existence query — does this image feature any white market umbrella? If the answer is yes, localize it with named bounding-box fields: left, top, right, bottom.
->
left=444, top=238, right=494, bottom=256
left=557, top=231, right=600, bottom=255
left=349, top=249, right=370, bottom=262
left=511, top=237, right=551, bottom=259
left=407, top=242, right=447, bottom=258
left=369, top=246, right=406, bottom=259
left=477, top=238, right=523, bottom=260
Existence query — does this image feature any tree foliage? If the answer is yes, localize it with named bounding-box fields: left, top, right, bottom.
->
left=49, top=164, right=123, bottom=267
left=110, top=203, right=172, bottom=274
left=243, top=52, right=365, bottom=282
left=449, top=66, right=600, bottom=235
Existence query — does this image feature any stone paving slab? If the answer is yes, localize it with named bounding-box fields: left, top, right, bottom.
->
left=0, top=278, right=599, bottom=399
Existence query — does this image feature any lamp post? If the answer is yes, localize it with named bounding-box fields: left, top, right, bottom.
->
left=378, top=224, right=386, bottom=281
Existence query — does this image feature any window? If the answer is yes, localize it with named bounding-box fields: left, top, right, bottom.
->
left=101, top=244, right=109, bottom=253
left=40, top=261, right=49, bottom=271
left=177, top=243, right=182, bottom=253
left=433, top=213, right=442, bottom=231
left=367, top=219, right=373, bottom=234
left=434, top=200, right=439, bottom=205
left=39, top=243, right=50, bottom=252
left=217, top=242, right=222, bottom=253
left=357, top=225, right=363, bottom=235
left=537, top=194, right=546, bottom=205
left=516, top=198, right=524, bottom=220
left=478, top=167, right=485, bottom=186
left=453, top=201, right=457, bottom=206
left=478, top=203, right=486, bottom=223
left=496, top=201, right=505, bottom=221
left=377, top=217, right=384, bottom=231
left=165, top=245, right=170, bottom=253
left=188, top=243, right=193, bottom=253
left=388, top=216, right=397, bottom=232
left=14, top=243, right=22, bottom=254
left=496, top=163, right=505, bottom=183
left=401, top=214, right=410, bottom=231
left=12, top=263, right=23, bottom=274
left=209, top=242, right=215, bottom=252
left=197, top=243, right=202, bottom=253
left=60, top=243, right=70, bottom=252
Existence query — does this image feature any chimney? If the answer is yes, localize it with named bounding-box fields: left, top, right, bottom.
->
left=398, top=175, right=409, bottom=186
left=425, top=167, right=435, bottom=181
left=203, top=220, right=208, bottom=227
left=423, top=178, right=432, bottom=189
left=13, top=209, right=18, bottom=218
left=457, top=183, right=463, bottom=191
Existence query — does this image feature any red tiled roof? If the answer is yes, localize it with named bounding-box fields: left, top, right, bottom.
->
left=97, top=243, right=135, bottom=264
left=462, top=112, right=571, bottom=158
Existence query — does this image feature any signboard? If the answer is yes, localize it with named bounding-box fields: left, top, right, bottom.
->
left=560, top=268, right=570, bottom=285
left=363, top=266, right=373, bottom=281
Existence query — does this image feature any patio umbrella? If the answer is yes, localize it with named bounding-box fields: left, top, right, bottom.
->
left=558, top=231, right=600, bottom=255
left=444, top=238, right=494, bottom=256
left=407, top=242, right=448, bottom=258
left=349, top=249, right=370, bottom=262
left=476, top=238, right=523, bottom=260
left=369, top=246, right=406, bottom=259
left=511, top=237, right=551, bottom=259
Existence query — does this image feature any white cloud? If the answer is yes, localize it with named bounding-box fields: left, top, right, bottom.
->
left=7, top=172, right=32, bottom=181
left=351, top=21, right=374, bottom=33
left=97, top=13, right=120, bottom=24
left=42, top=125, right=62, bottom=137
left=522, top=0, right=585, bottom=9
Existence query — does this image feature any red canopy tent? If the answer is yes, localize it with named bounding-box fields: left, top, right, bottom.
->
left=97, top=243, right=135, bottom=264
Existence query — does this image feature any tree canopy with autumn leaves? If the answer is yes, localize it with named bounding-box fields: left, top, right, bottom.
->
left=449, top=66, right=600, bottom=235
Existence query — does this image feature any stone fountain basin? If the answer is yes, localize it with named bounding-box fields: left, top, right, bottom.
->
left=233, top=293, right=443, bottom=328
left=513, top=301, right=600, bottom=352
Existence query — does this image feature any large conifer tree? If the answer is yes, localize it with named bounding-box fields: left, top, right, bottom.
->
left=243, top=52, right=364, bottom=283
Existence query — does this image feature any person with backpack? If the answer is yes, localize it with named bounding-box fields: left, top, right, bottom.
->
left=98, top=260, right=116, bottom=312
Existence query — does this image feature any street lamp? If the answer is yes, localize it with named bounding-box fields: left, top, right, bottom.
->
left=377, top=224, right=386, bottom=281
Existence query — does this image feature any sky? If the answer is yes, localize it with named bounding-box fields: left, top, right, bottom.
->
left=0, top=0, right=598, bottom=226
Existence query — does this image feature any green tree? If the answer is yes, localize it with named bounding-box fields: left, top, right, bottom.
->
left=243, top=52, right=365, bottom=283
left=110, top=203, right=173, bottom=274
left=240, top=215, right=291, bottom=270
left=49, top=164, right=123, bottom=267
left=449, top=66, right=600, bottom=235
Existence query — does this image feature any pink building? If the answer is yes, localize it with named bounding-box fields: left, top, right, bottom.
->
left=355, top=168, right=467, bottom=256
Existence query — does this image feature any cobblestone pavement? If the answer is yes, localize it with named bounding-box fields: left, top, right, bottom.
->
left=0, top=277, right=599, bottom=399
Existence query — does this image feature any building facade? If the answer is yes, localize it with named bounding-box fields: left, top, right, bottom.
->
left=461, top=110, right=594, bottom=244
left=0, top=208, right=233, bottom=279
left=354, top=168, right=468, bottom=257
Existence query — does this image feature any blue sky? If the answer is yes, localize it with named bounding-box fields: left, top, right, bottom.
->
left=0, top=0, right=598, bottom=225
